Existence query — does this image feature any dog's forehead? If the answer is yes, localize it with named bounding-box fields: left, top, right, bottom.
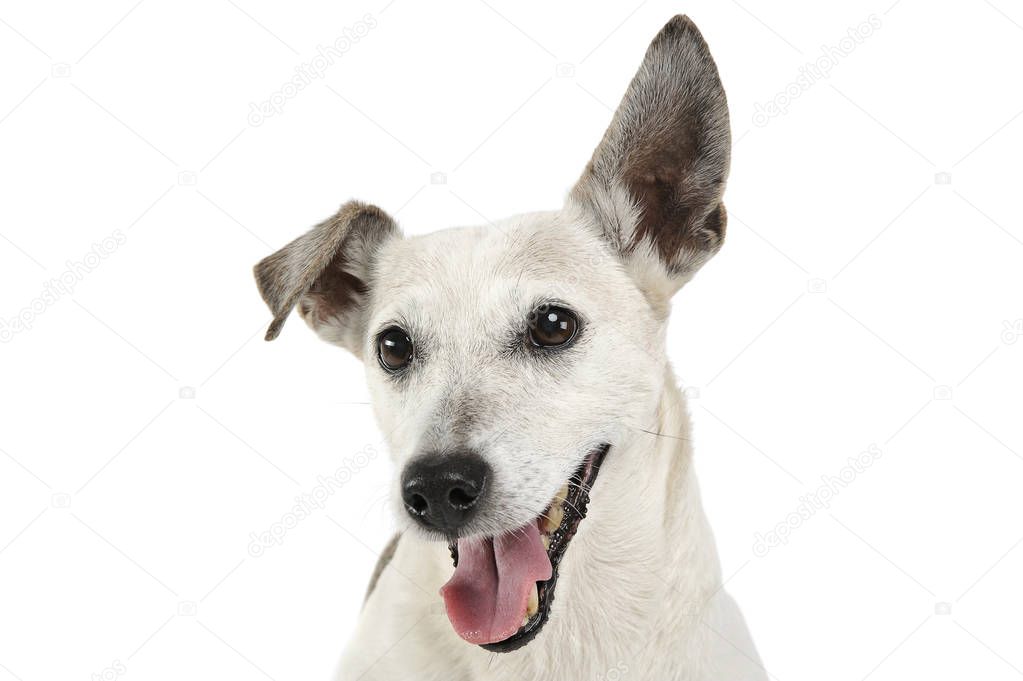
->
left=374, top=212, right=614, bottom=308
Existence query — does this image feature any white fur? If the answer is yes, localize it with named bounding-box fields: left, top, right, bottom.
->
left=328, top=211, right=765, bottom=680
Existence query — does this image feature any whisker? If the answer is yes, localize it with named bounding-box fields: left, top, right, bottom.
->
left=627, top=424, right=692, bottom=443
left=560, top=497, right=585, bottom=517
left=565, top=479, right=594, bottom=497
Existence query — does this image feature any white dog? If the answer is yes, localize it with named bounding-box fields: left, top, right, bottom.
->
left=256, top=15, right=765, bottom=681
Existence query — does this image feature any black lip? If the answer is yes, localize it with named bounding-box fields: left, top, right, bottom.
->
left=447, top=444, right=610, bottom=653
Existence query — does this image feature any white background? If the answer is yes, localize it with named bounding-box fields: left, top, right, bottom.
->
left=2, top=1, right=1022, bottom=679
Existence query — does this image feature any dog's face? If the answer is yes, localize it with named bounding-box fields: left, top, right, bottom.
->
left=256, top=15, right=729, bottom=651
left=362, top=210, right=665, bottom=537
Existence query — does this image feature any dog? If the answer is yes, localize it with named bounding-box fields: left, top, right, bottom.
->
left=255, top=15, right=765, bottom=681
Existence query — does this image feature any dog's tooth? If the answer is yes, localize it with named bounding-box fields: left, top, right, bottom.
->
left=542, top=534, right=550, bottom=550
left=546, top=504, right=565, bottom=532
left=526, top=583, right=539, bottom=617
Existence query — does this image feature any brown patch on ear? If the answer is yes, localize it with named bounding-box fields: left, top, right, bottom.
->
left=624, top=131, right=726, bottom=272
left=571, top=15, right=730, bottom=284
left=254, top=201, right=398, bottom=343
left=300, top=260, right=367, bottom=327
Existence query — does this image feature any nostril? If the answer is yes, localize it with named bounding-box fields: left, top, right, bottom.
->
left=408, top=493, right=429, bottom=516
left=448, top=486, right=478, bottom=510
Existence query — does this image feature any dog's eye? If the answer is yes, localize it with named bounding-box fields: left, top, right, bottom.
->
left=378, top=327, right=413, bottom=371
left=528, top=306, right=578, bottom=347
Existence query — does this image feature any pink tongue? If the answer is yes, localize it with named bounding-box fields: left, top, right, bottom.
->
left=439, top=522, right=552, bottom=644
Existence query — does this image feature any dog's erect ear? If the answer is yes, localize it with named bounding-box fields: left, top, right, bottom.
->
left=254, top=201, right=399, bottom=353
left=570, top=15, right=730, bottom=296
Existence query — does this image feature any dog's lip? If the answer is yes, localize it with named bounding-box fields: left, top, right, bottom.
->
left=447, top=443, right=610, bottom=653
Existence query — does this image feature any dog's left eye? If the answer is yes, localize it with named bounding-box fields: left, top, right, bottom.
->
left=528, top=306, right=578, bottom=347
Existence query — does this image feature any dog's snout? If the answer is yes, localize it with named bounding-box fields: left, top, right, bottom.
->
left=401, top=451, right=490, bottom=533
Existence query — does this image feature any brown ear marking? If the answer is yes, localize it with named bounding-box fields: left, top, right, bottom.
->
left=254, top=201, right=397, bottom=342
left=573, top=14, right=730, bottom=280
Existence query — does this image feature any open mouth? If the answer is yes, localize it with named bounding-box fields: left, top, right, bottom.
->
left=439, top=444, right=609, bottom=652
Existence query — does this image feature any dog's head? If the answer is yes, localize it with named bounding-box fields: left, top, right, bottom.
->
left=255, top=15, right=728, bottom=652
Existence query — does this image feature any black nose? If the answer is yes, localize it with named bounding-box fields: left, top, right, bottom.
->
left=401, top=451, right=490, bottom=533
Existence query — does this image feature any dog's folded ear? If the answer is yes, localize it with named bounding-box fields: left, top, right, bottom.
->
left=570, top=15, right=730, bottom=296
left=254, top=201, right=400, bottom=353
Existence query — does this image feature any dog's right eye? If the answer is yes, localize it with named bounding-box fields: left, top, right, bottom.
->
left=378, top=327, right=413, bottom=371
